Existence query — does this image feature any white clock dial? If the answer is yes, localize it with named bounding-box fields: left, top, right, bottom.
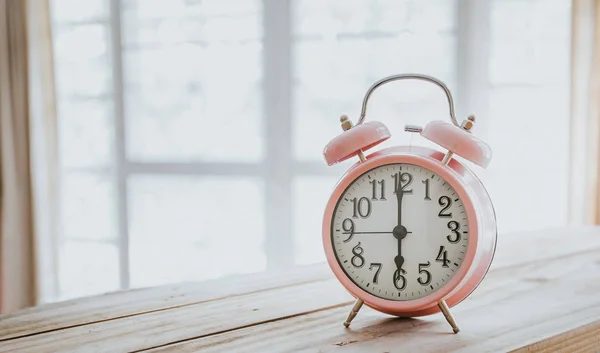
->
left=331, top=163, right=469, bottom=301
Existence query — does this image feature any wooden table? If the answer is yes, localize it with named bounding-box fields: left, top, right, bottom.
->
left=1, top=228, right=600, bottom=352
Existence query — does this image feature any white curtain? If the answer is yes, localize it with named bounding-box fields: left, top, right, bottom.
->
left=0, top=0, right=58, bottom=313
left=26, top=0, right=60, bottom=306
left=569, top=0, right=600, bottom=224
left=0, top=0, right=36, bottom=312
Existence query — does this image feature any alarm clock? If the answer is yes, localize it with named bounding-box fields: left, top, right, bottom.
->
left=322, top=74, right=496, bottom=333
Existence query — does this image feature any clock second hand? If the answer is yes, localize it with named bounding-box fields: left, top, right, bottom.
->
left=341, top=231, right=412, bottom=234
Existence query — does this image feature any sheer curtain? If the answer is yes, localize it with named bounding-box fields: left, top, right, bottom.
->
left=569, top=0, right=600, bottom=224
left=27, top=0, right=60, bottom=306
left=0, top=0, right=36, bottom=313
left=0, top=0, right=58, bottom=312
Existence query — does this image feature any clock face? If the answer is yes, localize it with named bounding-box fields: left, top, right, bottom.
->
left=331, top=163, right=470, bottom=301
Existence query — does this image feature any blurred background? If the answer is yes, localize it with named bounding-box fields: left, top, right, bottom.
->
left=2, top=0, right=597, bottom=312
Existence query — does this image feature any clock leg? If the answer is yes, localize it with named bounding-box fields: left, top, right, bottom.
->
left=343, top=299, right=364, bottom=327
left=438, top=300, right=460, bottom=334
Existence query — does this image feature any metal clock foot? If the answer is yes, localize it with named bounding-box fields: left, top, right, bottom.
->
left=438, top=300, right=460, bottom=333
left=343, top=299, right=364, bottom=327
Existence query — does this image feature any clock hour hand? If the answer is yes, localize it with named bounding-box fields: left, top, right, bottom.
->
left=393, top=225, right=408, bottom=274
left=394, top=255, right=404, bottom=274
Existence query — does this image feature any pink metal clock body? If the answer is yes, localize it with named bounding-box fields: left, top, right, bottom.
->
left=321, top=74, right=496, bottom=331
left=322, top=146, right=496, bottom=316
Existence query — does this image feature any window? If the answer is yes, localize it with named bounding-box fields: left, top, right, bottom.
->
left=50, top=0, right=571, bottom=301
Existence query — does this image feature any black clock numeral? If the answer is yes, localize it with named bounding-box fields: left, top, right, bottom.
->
left=422, top=179, right=431, bottom=200
left=393, top=269, right=407, bottom=290
left=417, top=261, right=432, bottom=285
left=436, top=246, right=450, bottom=267
left=351, top=242, right=365, bottom=268
left=369, top=263, right=382, bottom=284
left=351, top=197, right=372, bottom=218
left=392, top=172, right=414, bottom=195
left=438, top=196, right=452, bottom=218
left=447, top=221, right=461, bottom=243
left=369, top=179, right=386, bottom=201
left=341, top=218, right=355, bottom=243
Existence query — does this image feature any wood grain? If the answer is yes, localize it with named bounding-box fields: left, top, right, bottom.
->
left=2, top=227, right=596, bottom=341
left=144, top=250, right=600, bottom=353
left=0, top=264, right=331, bottom=341
left=0, top=227, right=599, bottom=353
left=0, top=280, right=354, bottom=353
left=511, top=321, right=600, bottom=353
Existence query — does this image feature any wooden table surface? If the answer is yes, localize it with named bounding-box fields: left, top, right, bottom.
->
left=1, top=227, right=600, bottom=353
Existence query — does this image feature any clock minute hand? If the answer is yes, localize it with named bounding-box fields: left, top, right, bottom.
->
left=395, top=171, right=412, bottom=226
left=396, top=174, right=403, bottom=226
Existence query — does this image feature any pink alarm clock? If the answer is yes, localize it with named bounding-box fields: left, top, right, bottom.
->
left=322, top=74, right=496, bottom=333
